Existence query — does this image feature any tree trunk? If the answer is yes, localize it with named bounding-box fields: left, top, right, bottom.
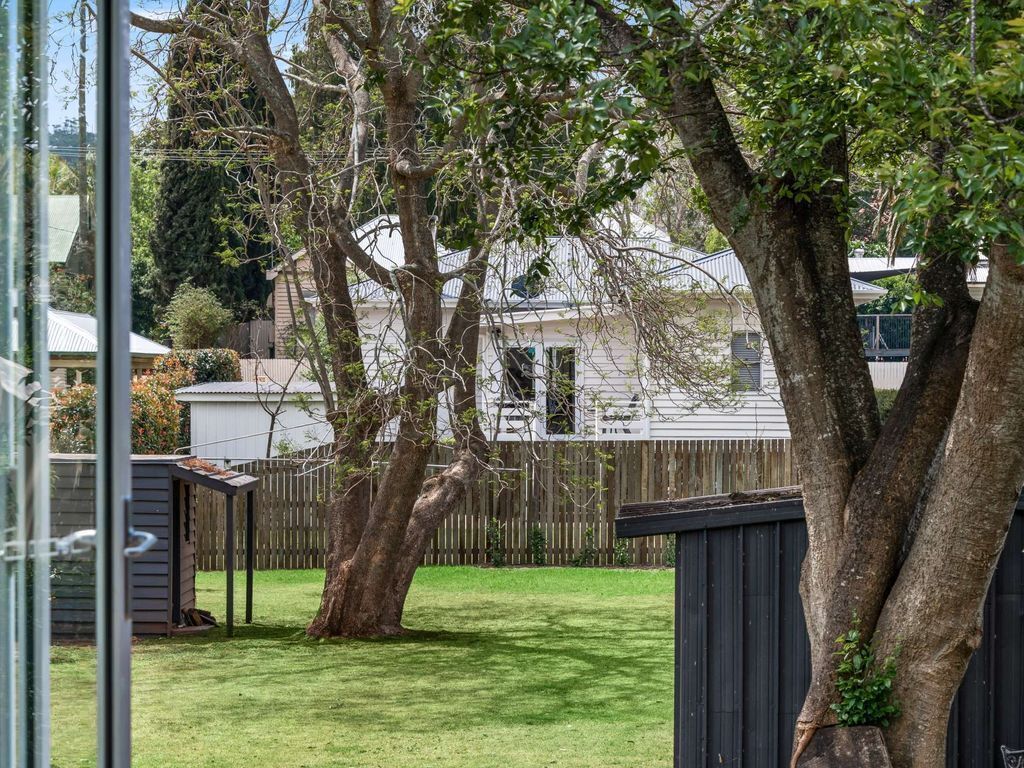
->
left=869, top=244, right=1024, bottom=768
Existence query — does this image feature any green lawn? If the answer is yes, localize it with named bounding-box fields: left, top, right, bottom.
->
left=51, top=567, right=675, bottom=768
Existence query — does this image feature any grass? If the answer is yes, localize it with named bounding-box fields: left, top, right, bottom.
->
left=51, top=567, right=675, bottom=768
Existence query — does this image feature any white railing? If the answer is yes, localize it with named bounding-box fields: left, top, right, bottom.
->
left=593, top=397, right=650, bottom=440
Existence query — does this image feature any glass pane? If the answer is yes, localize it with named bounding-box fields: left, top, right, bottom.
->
left=1, top=0, right=53, bottom=765
left=46, top=1, right=98, bottom=765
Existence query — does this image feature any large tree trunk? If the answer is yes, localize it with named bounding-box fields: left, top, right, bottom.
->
left=587, top=13, right=1024, bottom=761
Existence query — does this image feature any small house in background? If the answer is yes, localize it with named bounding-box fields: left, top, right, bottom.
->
left=615, top=488, right=1024, bottom=768
left=48, top=308, right=169, bottom=389
left=51, top=455, right=257, bottom=637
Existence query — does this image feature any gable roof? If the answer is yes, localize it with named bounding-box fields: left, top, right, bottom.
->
left=265, top=215, right=450, bottom=280
left=48, top=308, right=170, bottom=358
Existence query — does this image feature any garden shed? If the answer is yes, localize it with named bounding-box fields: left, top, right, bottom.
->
left=615, top=487, right=1024, bottom=768
left=51, top=455, right=257, bottom=637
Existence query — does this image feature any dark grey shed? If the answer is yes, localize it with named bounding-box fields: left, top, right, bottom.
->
left=51, top=455, right=257, bottom=637
left=615, top=488, right=1024, bottom=768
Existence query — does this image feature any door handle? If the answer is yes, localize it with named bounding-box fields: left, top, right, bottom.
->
left=55, top=528, right=97, bottom=556
left=124, top=528, right=157, bottom=558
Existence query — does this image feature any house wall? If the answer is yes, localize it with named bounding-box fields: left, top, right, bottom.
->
left=270, top=258, right=315, bottom=354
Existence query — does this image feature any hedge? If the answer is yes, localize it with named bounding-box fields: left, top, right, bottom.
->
left=154, top=348, right=241, bottom=384
left=51, top=367, right=196, bottom=454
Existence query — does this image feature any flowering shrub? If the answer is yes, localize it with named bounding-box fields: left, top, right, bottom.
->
left=51, top=368, right=196, bottom=454
left=155, top=348, right=241, bottom=384
left=50, top=383, right=97, bottom=453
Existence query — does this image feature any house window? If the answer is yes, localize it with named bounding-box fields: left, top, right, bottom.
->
left=503, top=347, right=536, bottom=403
left=732, top=332, right=762, bottom=391
left=546, top=347, right=577, bottom=435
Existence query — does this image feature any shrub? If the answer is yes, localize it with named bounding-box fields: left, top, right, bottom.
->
left=570, top=527, right=597, bottom=567
left=485, top=517, right=506, bottom=567
left=613, top=538, right=632, bottom=567
left=528, top=524, right=546, bottom=565
left=156, top=348, right=241, bottom=384
left=831, top=616, right=901, bottom=728
left=164, top=283, right=233, bottom=348
left=51, top=368, right=194, bottom=455
left=875, top=389, right=898, bottom=422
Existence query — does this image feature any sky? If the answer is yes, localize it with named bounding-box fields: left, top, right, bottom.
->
left=45, top=1, right=296, bottom=136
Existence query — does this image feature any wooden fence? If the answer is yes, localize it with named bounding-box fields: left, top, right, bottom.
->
left=195, top=439, right=797, bottom=570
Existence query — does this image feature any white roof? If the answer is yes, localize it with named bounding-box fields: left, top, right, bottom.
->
left=175, top=380, right=323, bottom=398
left=666, top=249, right=883, bottom=296
left=847, top=256, right=918, bottom=275
left=48, top=308, right=170, bottom=358
left=48, top=195, right=80, bottom=265
left=352, top=235, right=705, bottom=307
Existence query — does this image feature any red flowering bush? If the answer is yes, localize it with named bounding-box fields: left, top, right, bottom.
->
left=51, top=367, right=196, bottom=454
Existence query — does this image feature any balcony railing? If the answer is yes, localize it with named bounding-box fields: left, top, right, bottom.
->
left=858, top=314, right=911, bottom=359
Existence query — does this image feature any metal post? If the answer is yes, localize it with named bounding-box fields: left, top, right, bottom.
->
left=95, top=0, right=132, bottom=766
left=245, top=491, right=254, bottom=624
left=225, top=495, right=234, bottom=637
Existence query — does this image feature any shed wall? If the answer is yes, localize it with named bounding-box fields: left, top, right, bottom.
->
left=674, top=508, right=1023, bottom=767
left=51, top=458, right=181, bottom=637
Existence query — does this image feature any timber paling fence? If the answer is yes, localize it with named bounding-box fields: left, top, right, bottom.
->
left=194, top=439, right=797, bottom=571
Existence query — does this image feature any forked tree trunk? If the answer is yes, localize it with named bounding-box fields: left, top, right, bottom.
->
left=586, top=17, right=1024, bottom=760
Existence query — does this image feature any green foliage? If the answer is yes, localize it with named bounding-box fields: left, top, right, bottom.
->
left=875, top=389, right=898, bottom=422
left=528, top=524, right=547, bottom=565
left=155, top=348, right=241, bottom=384
left=130, top=156, right=161, bottom=336
left=49, top=269, right=95, bottom=314
left=485, top=517, right=506, bottom=567
left=148, top=36, right=274, bottom=320
left=857, top=274, right=943, bottom=315
left=831, top=616, right=901, bottom=728
left=703, top=227, right=729, bottom=253
left=664, top=534, right=677, bottom=567
left=570, top=527, right=597, bottom=567
left=163, top=283, right=234, bottom=349
left=612, top=538, right=632, bottom=567
left=51, top=367, right=194, bottom=455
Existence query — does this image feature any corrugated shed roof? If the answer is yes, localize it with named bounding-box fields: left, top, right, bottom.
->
left=48, top=195, right=80, bottom=265
left=175, top=380, right=323, bottom=397
left=48, top=308, right=170, bottom=357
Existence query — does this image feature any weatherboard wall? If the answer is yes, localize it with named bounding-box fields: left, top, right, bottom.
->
left=50, top=456, right=197, bottom=637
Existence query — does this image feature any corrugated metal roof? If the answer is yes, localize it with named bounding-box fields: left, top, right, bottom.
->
left=175, top=381, right=323, bottom=397
left=847, top=256, right=917, bottom=275
left=666, top=249, right=883, bottom=295
left=352, top=235, right=706, bottom=307
left=48, top=195, right=80, bottom=265
left=48, top=308, right=170, bottom=357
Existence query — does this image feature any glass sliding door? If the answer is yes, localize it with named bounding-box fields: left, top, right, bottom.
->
left=3, top=0, right=134, bottom=765
left=2, top=0, right=53, bottom=765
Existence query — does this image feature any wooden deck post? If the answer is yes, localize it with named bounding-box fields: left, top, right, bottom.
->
left=225, top=494, right=234, bottom=637
left=245, top=490, right=254, bottom=624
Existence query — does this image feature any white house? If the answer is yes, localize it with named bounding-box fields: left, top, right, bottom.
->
left=178, top=229, right=884, bottom=461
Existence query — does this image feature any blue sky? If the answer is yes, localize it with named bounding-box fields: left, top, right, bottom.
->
left=46, top=1, right=297, bottom=135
